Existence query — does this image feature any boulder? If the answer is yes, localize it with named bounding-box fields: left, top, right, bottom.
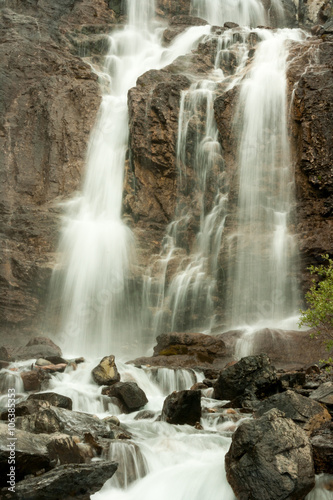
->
left=91, top=355, right=120, bottom=386
left=0, top=423, right=84, bottom=486
left=161, top=389, right=201, bottom=426
left=0, top=461, right=118, bottom=500
left=225, top=409, right=315, bottom=500
left=213, top=354, right=277, bottom=401
left=309, top=382, right=333, bottom=411
left=255, top=390, right=331, bottom=435
left=28, top=392, right=73, bottom=410
left=13, top=405, right=114, bottom=439
left=311, top=426, right=333, bottom=474
left=102, top=382, right=148, bottom=413
left=131, top=332, right=227, bottom=368
left=21, top=369, right=50, bottom=392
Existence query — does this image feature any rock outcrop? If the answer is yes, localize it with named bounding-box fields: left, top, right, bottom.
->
left=225, top=409, right=315, bottom=500
left=0, top=0, right=117, bottom=341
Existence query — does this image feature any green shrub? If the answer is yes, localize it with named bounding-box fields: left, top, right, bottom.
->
left=299, top=254, right=333, bottom=363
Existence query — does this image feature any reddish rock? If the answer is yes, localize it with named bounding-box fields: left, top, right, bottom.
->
left=21, top=369, right=49, bottom=392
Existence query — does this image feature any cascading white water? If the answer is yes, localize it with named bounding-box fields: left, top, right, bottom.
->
left=50, top=0, right=211, bottom=359
left=142, top=29, right=256, bottom=339
left=227, top=29, right=304, bottom=331
left=191, top=0, right=265, bottom=27
left=39, top=0, right=328, bottom=498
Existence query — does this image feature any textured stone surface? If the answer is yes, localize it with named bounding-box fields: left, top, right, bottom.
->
left=28, top=392, right=73, bottom=410
left=102, top=381, right=148, bottom=413
left=0, top=461, right=118, bottom=500
left=213, top=354, right=277, bottom=401
left=161, top=389, right=201, bottom=425
left=0, top=0, right=114, bottom=340
left=92, top=355, right=121, bottom=386
left=255, top=390, right=331, bottom=435
left=225, top=409, right=315, bottom=500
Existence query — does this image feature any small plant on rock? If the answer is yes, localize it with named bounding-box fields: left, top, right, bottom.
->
left=299, top=254, right=333, bottom=364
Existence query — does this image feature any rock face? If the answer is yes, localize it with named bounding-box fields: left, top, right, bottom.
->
left=213, top=354, right=277, bottom=401
left=1, top=461, right=118, bottom=500
left=0, top=0, right=117, bottom=341
left=92, top=355, right=121, bottom=386
left=161, top=389, right=201, bottom=425
left=225, top=409, right=315, bottom=500
left=102, top=382, right=148, bottom=413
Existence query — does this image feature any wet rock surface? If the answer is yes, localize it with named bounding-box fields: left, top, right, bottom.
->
left=161, top=389, right=201, bottom=425
left=92, top=355, right=121, bottom=386
left=254, top=390, right=331, bottom=435
left=225, top=409, right=315, bottom=500
left=0, top=461, right=118, bottom=500
left=213, top=354, right=278, bottom=402
left=102, top=381, right=148, bottom=413
left=130, top=331, right=228, bottom=368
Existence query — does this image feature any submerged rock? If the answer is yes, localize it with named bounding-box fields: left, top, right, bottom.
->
left=225, top=409, right=315, bottom=500
left=0, top=461, right=118, bottom=500
left=161, top=389, right=201, bottom=426
left=92, top=355, right=121, bottom=386
left=102, top=382, right=148, bottom=413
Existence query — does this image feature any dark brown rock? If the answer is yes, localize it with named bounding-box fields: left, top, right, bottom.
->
left=21, top=369, right=49, bottom=392
left=0, top=461, right=118, bottom=500
left=254, top=390, right=331, bottom=435
left=309, top=382, right=333, bottom=410
left=102, top=382, right=148, bottom=413
left=161, top=389, right=201, bottom=425
left=91, top=355, right=121, bottom=386
left=14, top=405, right=114, bottom=439
left=28, top=392, right=73, bottom=410
left=225, top=409, right=315, bottom=500
left=311, top=427, right=333, bottom=474
left=0, top=423, right=85, bottom=486
left=213, top=354, right=277, bottom=401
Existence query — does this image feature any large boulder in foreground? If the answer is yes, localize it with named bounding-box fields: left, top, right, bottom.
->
left=213, top=354, right=277, bottom=402
left=102, top=382, right=148, bottom=413
left=0, top=423, right=83, bottom=486
left=92, top=355, right=120, bottom=386
left=161, top=389, right=201, bottom=426
left=1, top=461, right=117, bottom=500
left=225, top=409, right=315, bottom=500
left=255, top=390, right=331, bottom=435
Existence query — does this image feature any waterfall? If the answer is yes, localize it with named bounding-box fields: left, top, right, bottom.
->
left=227, top=29, right=303, bottom=331
left=191, top=0, right=265, bottom=27
left=50, top=0, right=211, bottom=358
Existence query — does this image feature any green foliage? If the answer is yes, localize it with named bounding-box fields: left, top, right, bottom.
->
left=299, top=254, right=333, bottom=355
